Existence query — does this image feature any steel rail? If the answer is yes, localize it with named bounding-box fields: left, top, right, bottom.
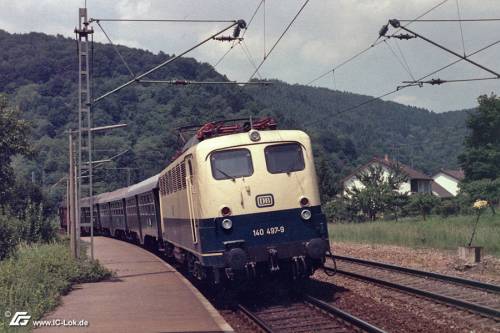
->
left=304, top=295, right=388, bottom=333
left=237, top=304, right=274, bottom=333
left=324, top=266, right=500, bottom=318
left=329, top=254, right=500, bottom=293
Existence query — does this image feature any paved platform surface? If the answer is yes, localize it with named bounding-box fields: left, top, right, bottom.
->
left=37, top=237, right=233, bottom=333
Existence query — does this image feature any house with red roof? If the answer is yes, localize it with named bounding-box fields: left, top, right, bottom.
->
left=432, top=169, right=465, bottom=197
left=342, top=155, right=433, bottom=196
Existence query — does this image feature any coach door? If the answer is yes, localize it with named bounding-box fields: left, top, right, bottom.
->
left=185, top=156, right=198, bottom=244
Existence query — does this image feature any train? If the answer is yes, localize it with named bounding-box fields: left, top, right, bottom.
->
left=60, top=117, right=330, bottom=283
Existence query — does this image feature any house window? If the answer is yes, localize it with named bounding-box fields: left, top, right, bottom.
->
left=412, top=179, right=431, bottom=193
left=418, top=180, right=431, bottom=193
left=411, top=179, right=418, bottom=193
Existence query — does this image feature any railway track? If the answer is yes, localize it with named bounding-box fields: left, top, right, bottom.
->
left=325, top=254, right=500, bottom=320
left=237, top=294, right=386, bottom=333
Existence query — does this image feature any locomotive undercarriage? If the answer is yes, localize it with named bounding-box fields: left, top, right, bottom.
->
left=163, top=240, right=327, bottom=284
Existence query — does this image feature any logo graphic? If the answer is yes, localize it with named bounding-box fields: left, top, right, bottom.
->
left=9, top=312, right=31, bottom=326
left=256, top=194, right=274, bottom=208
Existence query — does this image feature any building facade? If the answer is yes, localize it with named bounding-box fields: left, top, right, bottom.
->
left=342, top=155, right=433, bottom=196
left=432, top=169, right=464, bottom=197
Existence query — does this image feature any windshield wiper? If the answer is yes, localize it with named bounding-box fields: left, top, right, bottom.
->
left=215, top=166, right=236, bottom=182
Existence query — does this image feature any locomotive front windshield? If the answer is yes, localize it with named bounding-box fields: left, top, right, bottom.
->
left=265, top=143, right=305, bottom=174
left=211, top=148, right=253, bottom=180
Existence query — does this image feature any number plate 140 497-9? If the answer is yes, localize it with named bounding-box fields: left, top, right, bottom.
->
left=252, top=226, right=285, bottom=237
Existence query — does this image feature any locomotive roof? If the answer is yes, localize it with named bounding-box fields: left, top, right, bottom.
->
left=194, top=129, right=310, bottom=155
left=126, top=174, right=159, bottom=197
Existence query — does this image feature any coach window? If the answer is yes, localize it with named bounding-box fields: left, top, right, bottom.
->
left=210, top=149, right=253, bottom=180
left=265, top=143, right=305, bottom=174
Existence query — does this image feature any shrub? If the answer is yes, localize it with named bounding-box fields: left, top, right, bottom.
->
left=0, top=214, right=19, bottom=260
left=407, top=193, right=439, bottom=221
left=17, top=200, right=57, bottom=244
left=0, top=241, right=112, bottom=328
left=323, top=198, right=359, bottom=222
left=434, top=198, right=460, bottom=218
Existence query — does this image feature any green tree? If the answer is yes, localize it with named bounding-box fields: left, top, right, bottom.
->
left=0, top=95, right=31, bottom=208
left=459, top=179, right=500, bottom=215
left=408, top=193, right=438, bottom=221
left=346, top=164, right=408, bottom=221
left=458, top=94, right=500, bottom=181
left=316, top=155, right=337, bottom=201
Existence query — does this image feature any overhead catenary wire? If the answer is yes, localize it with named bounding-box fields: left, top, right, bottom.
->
left=138, top=79, right=269, bottom=85
left=394, top=39, right=415, bottom=80
left=404, top=77, right=500, bottom=85
left=333, top=39, right=500, bottom=115
left=213, top=44, right=237, bottom=68
left=411, top=38, right=500, bottom=84
left=93, top=21, right=240, bottom=103
left=383, top=40, right=415, bottom=81
left=240, top=40, right=264, bottom=79
left=455, top=0, right=466, bottom=56
left=247, top=0, right=310, bottom=82
left=331, top=37, right=500, bottom=115
left=397, top=18, right=500, bottom=22
left=95, top=21, right=136, bottom=78
left=89, top=18, right=237, bottom=23
left=214, top=0, right=263, bottom=69
left=390, top=20, right=500, bottom=78
left=306, top=0, right=450, bottom=86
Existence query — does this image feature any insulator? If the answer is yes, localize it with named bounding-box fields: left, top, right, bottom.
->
left=391, top=33, right=417, bottom=40
left=379, top=24, right=389, bottom=37
left=233, top=26, right=241, bottom=38
left=429, top=78, right=444, bottom=85
left=389, top=19, right=401, bottom=28
left=233, top=20, right=247, bottom=38
left=237, top=19, right=247, bottom=29
left=213, top=36, right=242, bottom=42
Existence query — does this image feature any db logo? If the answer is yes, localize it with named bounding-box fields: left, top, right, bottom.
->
left=9, top=311, right=31, bottom=326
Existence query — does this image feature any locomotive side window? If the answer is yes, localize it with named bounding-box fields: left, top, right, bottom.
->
left=211, top=149, right=253, bottom=180
left=265, top=143, right=305, bottom=174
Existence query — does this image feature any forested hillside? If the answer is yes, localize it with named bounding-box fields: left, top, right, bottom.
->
left=0, top=29, right=469, bottom=200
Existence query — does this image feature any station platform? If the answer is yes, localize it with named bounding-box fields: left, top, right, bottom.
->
left=37, top=237, right=233, bottom=333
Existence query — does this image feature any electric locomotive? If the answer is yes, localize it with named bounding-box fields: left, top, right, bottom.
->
left=63, top=118, right=330, bottom=283
left=158, top=118, right=329, bottom=282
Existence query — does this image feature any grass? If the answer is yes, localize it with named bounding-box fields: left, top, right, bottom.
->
left=329, top=214, right=500, bottom=256
left=0, top=239, right=112, bottom=332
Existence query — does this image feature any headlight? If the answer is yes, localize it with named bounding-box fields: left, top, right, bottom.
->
left=300, top=196, right=310, bottom=207
left=222, top=218, right=233, bottom=230
left=301, top=209, right=312, bottom=221
left=249, top=130, right=260, bottom=142
left=221, top=206, right=231, bottom=216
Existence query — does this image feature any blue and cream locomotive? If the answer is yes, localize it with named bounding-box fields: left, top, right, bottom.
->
left=67, top=118, right=330, bottom=283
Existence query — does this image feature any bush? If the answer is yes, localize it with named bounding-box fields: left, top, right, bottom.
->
left=434, top=198, right=460, bottom=218
left=0, top=214, right=19, bottom=260
left=323, top=198, right=359, bottom=222
left=407, top=193, right=439, bottom=220
left=0, top=241, right=112, bottom=328
left=17, top=200, right=58, bottom=244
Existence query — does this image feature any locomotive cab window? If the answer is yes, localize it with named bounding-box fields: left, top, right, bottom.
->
left=265, top=143, right=305, bottom=174
left=210, top=149, right=253, bottom=180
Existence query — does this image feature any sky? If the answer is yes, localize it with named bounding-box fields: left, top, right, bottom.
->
left=0, top=0, right=499, bottom=112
